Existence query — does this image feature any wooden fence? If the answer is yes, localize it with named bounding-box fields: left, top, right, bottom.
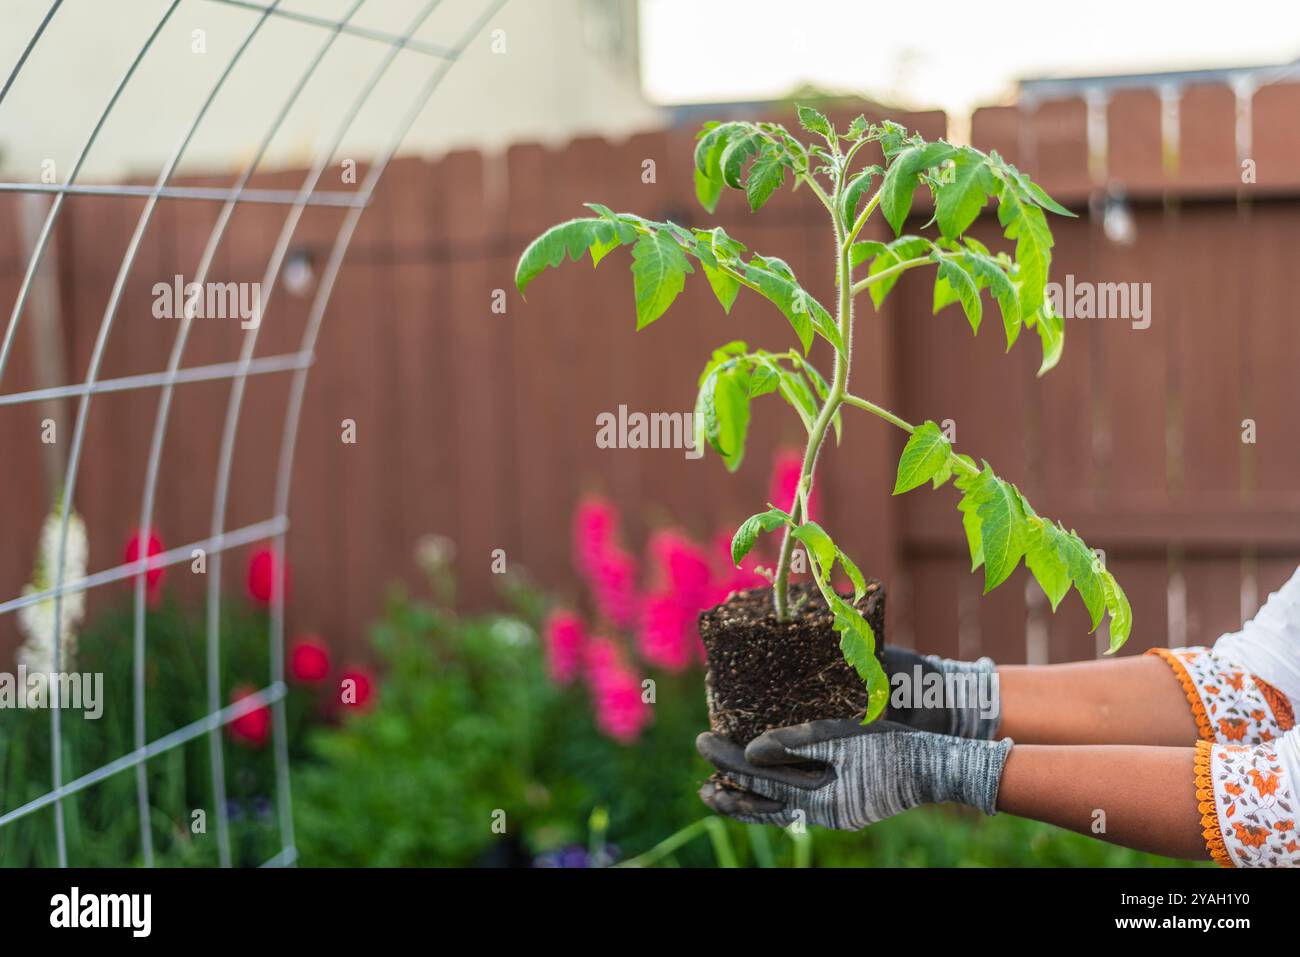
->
left=3, top=81, right=1300, bottom=666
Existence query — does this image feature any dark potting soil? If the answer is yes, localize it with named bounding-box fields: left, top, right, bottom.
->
left=699, top=581, right=885, bottom=747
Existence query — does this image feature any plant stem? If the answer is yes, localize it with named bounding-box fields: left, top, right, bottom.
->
left=772, top=193, right=853, bottom=619
left=847, top=190, right=881, bottom=243
left=848, top=256, right=933, bottom=298
left=841, top=393, right=981, bottom=477
left=840, top=393, right=914, bottom=434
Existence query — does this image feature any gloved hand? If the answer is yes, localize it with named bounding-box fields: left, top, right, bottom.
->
left=883, top=646, right=1001, bottom=739
left=696, top=719, right=1013, bottom=830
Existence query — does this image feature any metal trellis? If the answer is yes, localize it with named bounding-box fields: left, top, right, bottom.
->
left=0, top=0, right=505, bottom=868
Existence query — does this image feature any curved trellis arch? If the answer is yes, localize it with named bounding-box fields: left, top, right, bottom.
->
left=0, top=0, right=505, bottom=867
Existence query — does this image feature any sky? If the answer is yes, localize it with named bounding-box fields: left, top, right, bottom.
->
left=638, top=0, right=1300, bottom=117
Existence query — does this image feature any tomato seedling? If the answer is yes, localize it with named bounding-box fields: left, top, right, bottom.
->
left=516, top=108, right=1131, bottom=722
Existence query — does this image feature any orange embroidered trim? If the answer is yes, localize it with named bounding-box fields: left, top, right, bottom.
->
left=1148, top=648, right=1215, bottom=743
left=1255, top=677, right=1296, bottom=732
left=1194, top=740, right=1234, bottom=868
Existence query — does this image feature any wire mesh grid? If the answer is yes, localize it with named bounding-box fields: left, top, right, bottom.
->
left=0, top=0, right=505, bottom=867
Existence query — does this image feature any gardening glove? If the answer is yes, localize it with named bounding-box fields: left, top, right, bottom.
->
left=696, top=720, right=1013, bottom=831
left=884, top=645, right=1002, bottom=739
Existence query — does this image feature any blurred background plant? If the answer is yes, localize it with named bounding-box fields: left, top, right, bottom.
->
left=1, top=494, right=1207, bottom=867
left=0, top=548, right=325, bottom=866
left=289, top=472, right=1205, bottom=868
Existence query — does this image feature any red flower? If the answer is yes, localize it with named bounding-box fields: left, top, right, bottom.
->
left=339, top=667, right=375, bottom=711
left=124, top=530, right=165, bottom=599
left=247, top=547, right=289, bottom=605
left=228, top=685, right=270, bottom=747
left=289, top=636, right=331, bottom=683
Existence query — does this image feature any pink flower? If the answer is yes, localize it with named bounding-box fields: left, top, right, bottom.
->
left=583, top=637, right=650, bottom=743
left=573, top=497, right=640, bottom=629
left=589, top=546, right=639, bottom=630
left=573, top=497, right=618, bottom=577
left=543, top=610, right=586, bottom=684
left=638, top=592, right=692, bottom=672
left=649, top=530, right=712, bottom=609
left=592, top=665, right=651, bottom=743
left=582, top=636, right=622, bottom=684
left=635, top=530, right=716, bottom=671
left=247, top=547, right=289, bottom=605
left=124, top=530, right=165, bottom=601
left=768, top=448, right=816, bottom=521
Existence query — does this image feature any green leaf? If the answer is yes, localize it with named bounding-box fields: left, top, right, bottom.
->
left=695, top=239, right=740, bottom=313
left=841, top=167, right=880, bottom=224
left=880, top=141, right=957, bottom=236
left=965, top=468, right=1026, bottom=592
left=894, top=420, right=952, bottom=494
left=849, top=240, right=888, bottom=269
left=863, top=236, right=933, bottom=309
left=721, top=133, right=762, bottom=189
left=1013, top=170, right=1074, bottom=217
left=631, top=230, right=692, bottom=330
left=838, top=550, right=867, bottom=603
left=793, top=287, right=845, bottom=354
left=772, top=365, right=818, bottom=432
left=963, top=250, right=1022, bottom=349
left=731, top=508, right=791, bottom=565
left=747, top=361, right=781, bottom=397
left=797, top=105, right=833, bottom=139
left=515, top=217, right=629, bottom=294
left=829, top=596, right=888, bottom=723
left=693, top=344, right=746, bottom=461
left=796, top=357, right=842, bottom=443
left=713, top=365, right=751, bottom=471
left=934, top=150, right=996, bottom=239
left=1101, top=569, right=1132, bottom=652
left=694, top=121, right=748, bottom=212
left=695, top=166, right=723, bottom=215
left=955, top=469, right=985, bottom=572
left=1059, top=531, right=1105, bottom=631
left=934, top=258, right=982, bottom=334
left=742, top=261, right=838, bottom=354
left=997, top=185, right=1053, bottom=318
left=1033, top=303, right=1064, bottom=376
left=1024, top=520, right=1071, bottom=611
left=792, top=521, right=837, bottom=576
left=746, top=145, right=787, bottom=211
left=845, top=114, right=870, bottom=141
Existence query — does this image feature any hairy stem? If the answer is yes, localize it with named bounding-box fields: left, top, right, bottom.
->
left=772, top=193, right=853, bottom=619
left=848, top=256, right=934, bottom=298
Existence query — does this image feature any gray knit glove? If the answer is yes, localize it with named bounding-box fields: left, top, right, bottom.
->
left=884, top=646, right=1002, bottom=739
left=696, top=720, right=1013, bottom=831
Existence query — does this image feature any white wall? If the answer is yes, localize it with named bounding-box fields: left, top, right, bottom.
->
left=0, top=0, right=662, bottom=180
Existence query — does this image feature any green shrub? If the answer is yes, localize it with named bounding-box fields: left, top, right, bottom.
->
left=0, top=597, right=313, bottom=866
